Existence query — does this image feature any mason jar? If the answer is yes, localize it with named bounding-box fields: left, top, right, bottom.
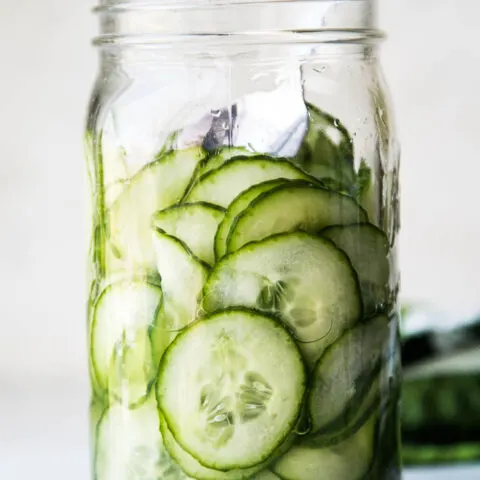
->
left=85, top=1, right=401, bottom=478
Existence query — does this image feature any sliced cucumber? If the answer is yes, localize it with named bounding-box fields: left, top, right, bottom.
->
left=293, top=103, right=355, bottom=187
left=90, top=396, right=105, bottom=473
left=184, top=157, right=314, bottom=208
left=158, top=309, right=306, bottom=471
left=91, top=280, right=163, bottom=407
left=202, top=149, right=259, bottom=175
left=214, top=179, right=288, bottom=260
left=153, top=230, right=209, bottom=333
left=308, top=316, right=388, bottom=437
left=252, top=472, right=281, bottom=480
left=203, top=233, right=362, bottom=368
left=108, top=147, right=206, bottom=271
left=161, top=414, right=294, bottom=480
left=273, top=414, right=376, bottom=480
left=160, top=415, right=266, bottom=480
left=88, top=281, right=106, bottom=401
left=95, top=396, right=189, bottom=480
left=105, top=179, right=129, bottom=208
left=226, top=182, right=367, bottom=254
left=153, top=203, right=225, bottom=266
left=306, top=372, right=381, bottom=450
left=321, top=224, right=390, bottom=318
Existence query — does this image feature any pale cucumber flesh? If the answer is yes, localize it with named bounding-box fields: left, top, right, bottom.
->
left=160, top=414, right=267, bottom=480
left=153, top=202, right=225, bottom=266
left=158, top=309, right=306, bottom=471
left=308, top=316, right=389, bottom=435
left=214, top=179, right=288, bottom=260
left=88, top=100, right=396, bottom=479
left=184, top=157, right=315, bottom=208
left=273, top=413, right=376, bottom=480
left=153, top=230, right=209, bottom=334
left=203, top=233, right=362, bottom=368
left=108, top=147, right=206, bottom=272
left=226, top=182, right=367, bottom=254
left=201, top=150, right=260, bottom=175
left=95, top=396, right=189, bottom=480
left=321, top=224, right=390, bottom=318
left=90, top=280, right=163, bottom=407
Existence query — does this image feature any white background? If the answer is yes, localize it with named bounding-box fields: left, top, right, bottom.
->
left=0, top=0, right=479, bottom=478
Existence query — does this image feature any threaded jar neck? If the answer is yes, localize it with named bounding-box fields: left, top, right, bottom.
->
left=93, top=0, right=380, bottom=47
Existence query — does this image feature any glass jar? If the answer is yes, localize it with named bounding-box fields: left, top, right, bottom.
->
left=85, top=1, right=401, bottom=479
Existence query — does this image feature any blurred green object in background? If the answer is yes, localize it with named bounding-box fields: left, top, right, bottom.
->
left=402, top=305, right=480, bottom=465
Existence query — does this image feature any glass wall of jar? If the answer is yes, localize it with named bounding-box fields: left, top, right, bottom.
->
left=85, top=1, right=401, bottom=479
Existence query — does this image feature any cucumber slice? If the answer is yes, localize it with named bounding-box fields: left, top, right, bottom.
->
left=160, top=414, right=295, bottom=480
left=153, top=203, right=225, bottom=266
left=294, top=103, right=355, bottom=187
left=108, top=147, right=206, bottom=271
left=321, top=224, right=390, bottom=318
left=226, top=182, right=367, bottom=254
left=252, top=472, right=281, bottom=480
left=273, top=414, right=376, bottom=480
left=307, top=371, right=381, bottom=449
left=203, top=232, right=362, bottom=367
left=95, top=396, right=189, bottom=480
left=105, top=179, right=129, bottom=208
left=202, top=149, right=259, bottom=175
left=308, top=316, right=389, bottom=436
left=153, top=230, right=209, bottom=333
left=184, top=157, right=314, bottom=208
left=214, top=179, right=288, bottom=260
left=88, top=282, right=107, bottom=401
left=157, top=309, right=306, bottom=471
left=160, top=415, right=266, bottom=480
left=90, top=280, right=163, bottom=407
left=90, top=397, right=105, bottom=475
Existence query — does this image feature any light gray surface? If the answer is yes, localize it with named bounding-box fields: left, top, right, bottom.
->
left=0, top=378, right=90, bottom=479
left=406, top=467, right=480, bottom=480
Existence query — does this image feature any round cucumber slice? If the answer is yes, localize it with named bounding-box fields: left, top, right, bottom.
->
left=201, top=149, right=259, bottom=175
left=153, top=202, right=225, bottom=266
left=321, top=224, right=390, bottom=318
left=91, top=280, right=163, bottom=407
left=95, top=397, right=189, bottom=480
left=153, top=230, right=209, bottom=333
left=184, top=157, right=314, bottom=208
left=203, top=233, right=362, bottom=367
left=226, top=182, right=367, bottom=254
left=308, top=315, right=389, bottom=436
left=108, top=147, right=206, bottom=271
left=157, top=309, right=306, bottom=471
left=307, top=369, right=382, bottom=448
left=273, top=414, right=376, bottom=480
left=214, top=179, right=289, bottom=261
left=160, top=415, right=266, bottom=480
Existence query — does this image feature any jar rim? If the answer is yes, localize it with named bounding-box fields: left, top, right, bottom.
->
left=93, top=0, right=382, bottom=46
left=94, top=0, right=372, bottom=12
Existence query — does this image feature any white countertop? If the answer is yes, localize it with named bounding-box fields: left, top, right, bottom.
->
left=1, top=377, right=479, bottom=479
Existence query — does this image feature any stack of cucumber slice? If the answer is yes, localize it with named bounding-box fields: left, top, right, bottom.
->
left=88, top=105, right=394, bottom=480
